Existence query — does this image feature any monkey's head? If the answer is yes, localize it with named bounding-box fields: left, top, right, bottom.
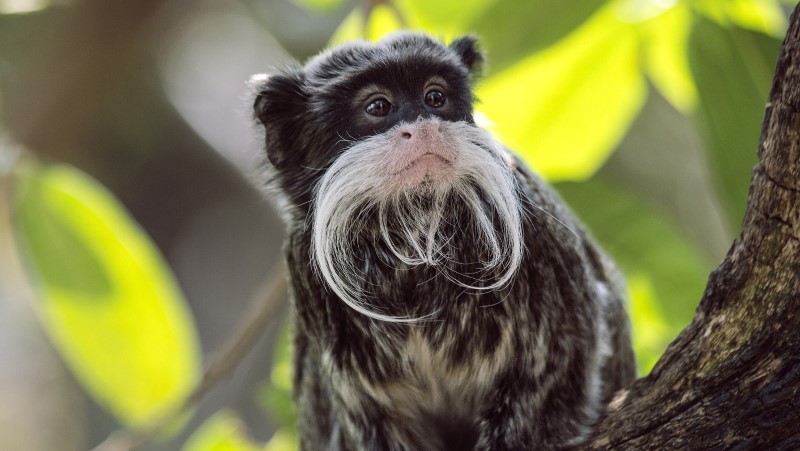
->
left=253, top=33, right=524, bottom=321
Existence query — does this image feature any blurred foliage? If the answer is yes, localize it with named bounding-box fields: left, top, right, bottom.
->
left=259, top=322, right=296, bottom=428
left=4, top=0, right=789, bottom=449
left=557, top=178, right=711, bottom=373
left=693, top=0, right=786, bottom=36
left=690, top=17, right=779, bottom=228
left=182, top=328, right=297, bottom=451
left=182, top=410, right=262, bottom=451
left=477, top=3, right=645, bottom=180
left=640, top=2, right=696, bottom=112
left=11, top=163, right=201, bottom=432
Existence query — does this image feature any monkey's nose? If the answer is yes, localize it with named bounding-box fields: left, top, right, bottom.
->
left=397, top=119, right=440, bottom=140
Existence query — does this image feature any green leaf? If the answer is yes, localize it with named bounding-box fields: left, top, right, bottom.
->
left=263, top=429, right=298, bottom=451
left=556, top=177, right=713, bottom=374
left=693, top=0, right=787, bottom=38
left=259, top=321, right=296, bottom=428
left=327, top=0, right=602, bottom=62
left=365, top=4, right=405, bottom=42
left=472, top=0, right=606, bottom=73
left=395, top=0, right=497, bottom=39
left=183, top=411, right=261, bottom=451
left=12, top=163, right=201, bottom=431
left=329, top=0, right=497, bottom=45
left=477, top=4, right=646, bottom=181
left=328, top=8, right=366, bottom=46
left=626, top=274, right=670, bottom=375
left=641, top=2, right=698, bottom=112
left=689, top=19, right=779, bottom=227
left=328, top=4, right=404, bottom=45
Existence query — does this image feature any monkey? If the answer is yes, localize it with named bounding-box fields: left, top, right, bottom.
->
left=252, top=32, right=636, bottom=451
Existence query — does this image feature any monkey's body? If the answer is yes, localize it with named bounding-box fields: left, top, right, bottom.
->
left=254, top=33, right=635, bottom=450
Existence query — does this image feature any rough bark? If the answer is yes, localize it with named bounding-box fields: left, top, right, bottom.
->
left=579, top=6, right=800, bottom=450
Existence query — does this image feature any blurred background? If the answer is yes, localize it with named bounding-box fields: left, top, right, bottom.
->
left=0, top=0, right=794, bottom=449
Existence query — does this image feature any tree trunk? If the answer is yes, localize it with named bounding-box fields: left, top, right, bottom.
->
left=579, top=5, right=800, bottom=450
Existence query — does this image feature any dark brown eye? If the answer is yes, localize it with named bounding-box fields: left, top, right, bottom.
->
left=366, top=98, right=392, bottom=116
left=425, top=90, right=446, bottom=108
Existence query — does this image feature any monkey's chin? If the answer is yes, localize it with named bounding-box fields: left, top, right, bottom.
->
left=390, top=153, right=456, bottom=190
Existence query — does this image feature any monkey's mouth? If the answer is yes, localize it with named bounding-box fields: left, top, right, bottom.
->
left=392, top=153, right=453, bottom=179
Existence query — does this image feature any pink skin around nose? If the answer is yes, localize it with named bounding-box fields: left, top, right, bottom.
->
left=386, top=120, right=458, bottom=189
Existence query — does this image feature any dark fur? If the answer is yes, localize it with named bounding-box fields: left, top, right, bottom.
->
left=253, top=33, right=635, bottom=450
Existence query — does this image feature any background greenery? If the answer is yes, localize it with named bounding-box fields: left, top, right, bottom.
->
left=0, top=0, right=793, bottom=449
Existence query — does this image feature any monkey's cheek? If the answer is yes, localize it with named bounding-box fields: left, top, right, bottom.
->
left=387, top=154, right=456, bottom=190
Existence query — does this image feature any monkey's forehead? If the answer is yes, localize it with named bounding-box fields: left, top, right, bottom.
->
left=303, top=32, right=467, bottom=88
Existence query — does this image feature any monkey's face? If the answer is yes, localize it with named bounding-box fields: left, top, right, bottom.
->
left=253, top=32, right=481, bottom=197
left=254, top=33, right=524, bottom=321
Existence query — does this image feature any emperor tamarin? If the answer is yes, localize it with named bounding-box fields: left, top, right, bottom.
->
left=252, top=32, right=636, bottom=450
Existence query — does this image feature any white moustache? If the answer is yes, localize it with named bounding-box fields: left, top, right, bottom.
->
left=311, top=120, right=524, bottom=322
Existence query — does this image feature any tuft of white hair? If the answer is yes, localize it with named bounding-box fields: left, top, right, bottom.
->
left=311, top=121, right=524, bottom=322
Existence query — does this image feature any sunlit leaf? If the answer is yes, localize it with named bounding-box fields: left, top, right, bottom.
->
left=183, top=410, right=261, bottom=451
left=557, top=177, right=713, bottom=374
left=693, top=0, right=787, bottom=37
left=259, top=322, right=295, bottom=428
left=12, top=163, right=201, bottom=430
left=263, top=428, right=297, bottom=451
left=329, top=0, right=495, bottom=46
left=328, top=8, right=366, bottom=46
left=395, top=0, right=497, bottom=39
left=478, top=5, right=646, bottom=181
left=689, top=18, right=779, bottom=227
left=366, top=4, right=404, bottom=42
left=328, top=4, right=404, bottom=45
left=627, top=274, right=670, bottom=375
left=726, top=0, right=787, bottom=37
left=327, top=0, right=606, bottom=72
left=288, top=0, right=344, bottom=13
left=472, top=0, right=606, bottom=73
left=641, top=2, right=698, bottom=112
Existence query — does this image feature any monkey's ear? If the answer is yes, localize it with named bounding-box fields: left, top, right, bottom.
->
left=252, top=70, right=307, bottom=126
left=251, top=70, right=308, bottom=168
left=449, top=35, right=484, bottom=77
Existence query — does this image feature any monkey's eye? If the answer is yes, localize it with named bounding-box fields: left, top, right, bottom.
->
left=424, top=90, right=446, bottom=108
left=366, top=98, right=392, bottom=117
